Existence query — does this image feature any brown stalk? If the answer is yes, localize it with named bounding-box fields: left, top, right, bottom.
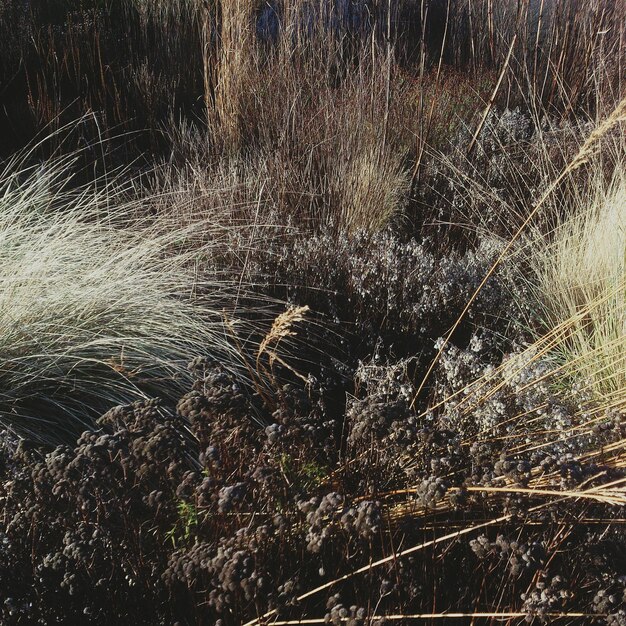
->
left=466, top=31, right=518, bottom=158
left=467, top=0, right=476, bottom=71
left=381, top=0, right=392, bottom=155
left=532, top=0, right=545, bottom=98
left=487, top=0, right=495, bottom=64
left=245, top=491, right=595, bottom=626
left=411, top=0, right=451, bottom=187
left=268, top=612, right=594, bottom=624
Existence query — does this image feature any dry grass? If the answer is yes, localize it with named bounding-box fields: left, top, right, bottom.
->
left=531, top=169, right=625, bottom=401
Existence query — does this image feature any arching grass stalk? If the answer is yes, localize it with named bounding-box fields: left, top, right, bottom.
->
left=0, top=153, right=247, bottom=443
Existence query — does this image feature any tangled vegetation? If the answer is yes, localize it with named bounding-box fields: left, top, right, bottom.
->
left=0, top=0, right=624, bottom=624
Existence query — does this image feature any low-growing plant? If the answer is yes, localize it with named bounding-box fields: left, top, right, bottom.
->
left=166, top=500, right=200, bottom=547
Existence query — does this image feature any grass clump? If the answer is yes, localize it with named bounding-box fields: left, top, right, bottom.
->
left=532, top=169, right=625, bottom=403
left=0, top=154, right=242, bottom=443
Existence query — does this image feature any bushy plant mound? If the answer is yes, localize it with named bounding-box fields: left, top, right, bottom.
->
left=233, top=228, right=528, bottom=366
left=1, top=350, right=624, bottom=624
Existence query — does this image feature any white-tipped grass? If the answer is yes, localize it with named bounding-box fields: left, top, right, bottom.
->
left=0, top=155, right=246, bottom=443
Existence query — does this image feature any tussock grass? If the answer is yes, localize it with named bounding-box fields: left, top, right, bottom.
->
left=531, top=170, right=625, bottom=401
left=164, top=61, right=414, bottom=235
left=0, top=153, right=245, bottom=443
